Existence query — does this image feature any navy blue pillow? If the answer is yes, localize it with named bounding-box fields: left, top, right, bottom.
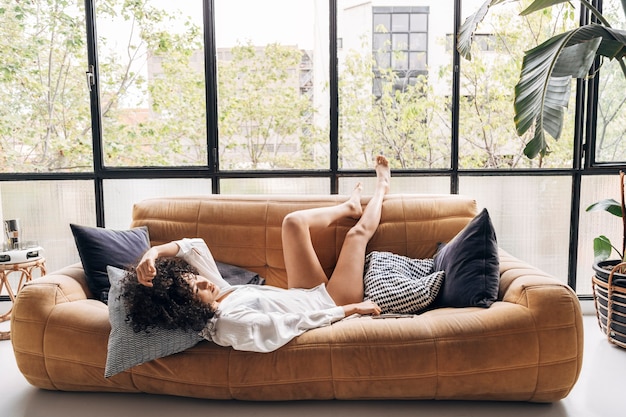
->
left=70, top=224, right=150, bottom=303
left=433, top=208, right=499, bottom=308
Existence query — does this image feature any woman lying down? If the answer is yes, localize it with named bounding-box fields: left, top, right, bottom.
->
left=121, top=156, right=444, bottom=353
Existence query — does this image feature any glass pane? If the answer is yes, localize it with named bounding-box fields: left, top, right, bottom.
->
left=410, top=33, right=427, bottom=51
left=0, top=1, right=91, bottom=173
left=458, top=1, right=577, bottom=169
left=103, top=178, right=212, bottom=230
left=578, top=175, right=623, bottom=295
left=215, top=0, right=330, bottom=170
left=220, top=178, right=328, bottom=195
left=459, top=176, right=572, bottom=284
left=392, top=14, right=409, bottom=32
left=0, top=181, right=95, bottom=273
left=97, top=1, right=207, bottom=167
left=339, top=175, right=450, bottom=195
left=409, top=52, right=427, bottom=71
left=339, top=1, right=452, bottom=169
left=593, top=1, right=626, bottom=163
left=392, top=33, right=409, bottom=51
left=373, top=33, right=391, bottom=51
left=373, top=13, right=391, bottom=32
left=410, top=13, right=427, bottom=30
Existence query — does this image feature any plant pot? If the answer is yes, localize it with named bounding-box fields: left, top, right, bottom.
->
left=592, top=260, right=626, bottom=348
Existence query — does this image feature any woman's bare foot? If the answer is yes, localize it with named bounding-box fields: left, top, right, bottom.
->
left=375, top=155, right=391, bottom=194
left=345, top=182, right=363, bottom=218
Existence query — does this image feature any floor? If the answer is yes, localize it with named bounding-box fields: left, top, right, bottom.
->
left=1, top=301, right=624, bottom=417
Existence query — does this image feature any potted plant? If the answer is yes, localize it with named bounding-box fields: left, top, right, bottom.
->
left=457, top=0, right=626, bottom=159
left=586, top=171, right=626, bottom=347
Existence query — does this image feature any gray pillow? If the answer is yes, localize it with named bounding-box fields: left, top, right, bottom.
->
left=104, top=266, right=203, bottom=378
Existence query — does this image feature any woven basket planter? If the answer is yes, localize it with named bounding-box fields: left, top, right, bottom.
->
left=592, top=260, right=626, bottom=348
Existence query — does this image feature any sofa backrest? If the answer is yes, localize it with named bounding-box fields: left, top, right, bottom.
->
left=130, top=194, right=477, bottom=288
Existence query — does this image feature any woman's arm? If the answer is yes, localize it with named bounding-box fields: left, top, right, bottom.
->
left=342, top=300, right=381, bottom=317
left=136, top=241, right=180, bottom=287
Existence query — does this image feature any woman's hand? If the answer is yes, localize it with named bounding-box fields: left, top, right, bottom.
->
left=342, top=300, right=381, bottom=317
left=135, top=241, right=182, bottom=287
left=136, top=247, right=160, bottom=287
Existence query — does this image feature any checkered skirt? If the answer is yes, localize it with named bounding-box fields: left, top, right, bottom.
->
left=363, top=251, right=445, bottom=314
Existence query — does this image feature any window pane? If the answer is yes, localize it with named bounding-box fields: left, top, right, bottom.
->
left=103, top=178, right=212, bottom=230
left=0, top=181, right=95, bottom=273
left=373, top=13, right=391, bottom=31
left=339, top=2, right=452, bottom=169
left=410, top=33, right=427, bottom=51
left=339, top=176, right=449, bottom=195
left=594, top=58, right=626, bottom=163
left=578, top=175, right=623, bottom=295
left=409, top=52, right=427, bottom=71
left=411, top=13, right=427, bottom=30
left=215, top=0, right=329, bottom=170
left=220, top=178, right=328, bottom=195
left=0, top=2, right=91, bottom=173
left=592, top=1, right=626, bottom=163
left=392, top=33, right=409, bottom=51
left=459, top=175, right=571, bottom=284
left=97, top=1, right=207, bottom=167
left=392, top=14, right=409, bottom=32
left=458, top=1, right=577, bottom=169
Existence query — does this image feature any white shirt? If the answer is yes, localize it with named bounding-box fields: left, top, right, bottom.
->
left=175, top=238, right=346, bottom=353
left=175, top=238, right=234, bottom=296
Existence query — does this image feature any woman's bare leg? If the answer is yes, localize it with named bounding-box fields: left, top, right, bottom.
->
left=326, top=156, right=390, bottom=306
left=282, top=184, right=364, bottom=289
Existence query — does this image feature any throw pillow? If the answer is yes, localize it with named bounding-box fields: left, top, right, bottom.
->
left=363, top=251, right=445, bottom=314
left=105, top=265, right=204, bottom=378
left=70, top=224, right=150, bottom=303
left=216, top=261, right=264, bottom=285
left=433, top=208, right=500, bottom=308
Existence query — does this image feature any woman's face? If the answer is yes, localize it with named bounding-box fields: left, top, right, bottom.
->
left=185, top=274, right=219, bottom=307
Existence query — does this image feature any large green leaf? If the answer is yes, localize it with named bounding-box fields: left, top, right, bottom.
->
left=512, top=25, right=626, bottom=158
left=458, top=0, right=626, bottom=160
left=457, top=0, right=509, bottom=60
left=586, top=198, right=624, bottom=217
left=520, top=0, right=572, bottom=16
left=593, top=235, right=615, bottom=262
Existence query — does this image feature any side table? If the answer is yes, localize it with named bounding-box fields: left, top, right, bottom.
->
left=0, top=258, right=46, bottom=340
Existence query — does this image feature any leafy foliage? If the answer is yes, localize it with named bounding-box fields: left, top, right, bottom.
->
left=459, top=0, right=626, bottom=159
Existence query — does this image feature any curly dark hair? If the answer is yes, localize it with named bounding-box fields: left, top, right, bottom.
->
left=121, top=257, right=215, bottom=333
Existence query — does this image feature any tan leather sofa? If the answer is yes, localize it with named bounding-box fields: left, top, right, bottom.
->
left=11, top=194, right=583, bottom=402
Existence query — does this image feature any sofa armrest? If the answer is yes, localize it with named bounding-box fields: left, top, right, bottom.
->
left=10, top=263, right=95, bottom=390
left=497, top=249, right=583, bottom=402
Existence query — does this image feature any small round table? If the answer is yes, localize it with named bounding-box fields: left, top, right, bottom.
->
left=0, top=258, right=46, bottom=340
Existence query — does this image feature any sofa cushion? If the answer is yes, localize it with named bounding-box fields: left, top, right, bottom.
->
left=105, top=265, right=204, bottom=378
left=363, top=252, right=445, bottom=313
left=433, top=208, right=499, bottom=308
left=215, top=261, right=264, bottom=285
left=70, top=224, right=150, bottom=303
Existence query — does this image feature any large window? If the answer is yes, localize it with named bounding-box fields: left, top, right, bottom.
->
left=0, top=0, right=622, bottom=297
left=458, top=0, right=578, bottom=169
left=96, top=1, right=207, bottom=167
left=0, top=0, right=91, bottom=173
left=215, top=0, right=330, bottom=170
left=338, top=2, right=452, bottom=169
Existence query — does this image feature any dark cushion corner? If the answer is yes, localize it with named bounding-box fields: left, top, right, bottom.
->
left=433, top=208, right=500, bottom=308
